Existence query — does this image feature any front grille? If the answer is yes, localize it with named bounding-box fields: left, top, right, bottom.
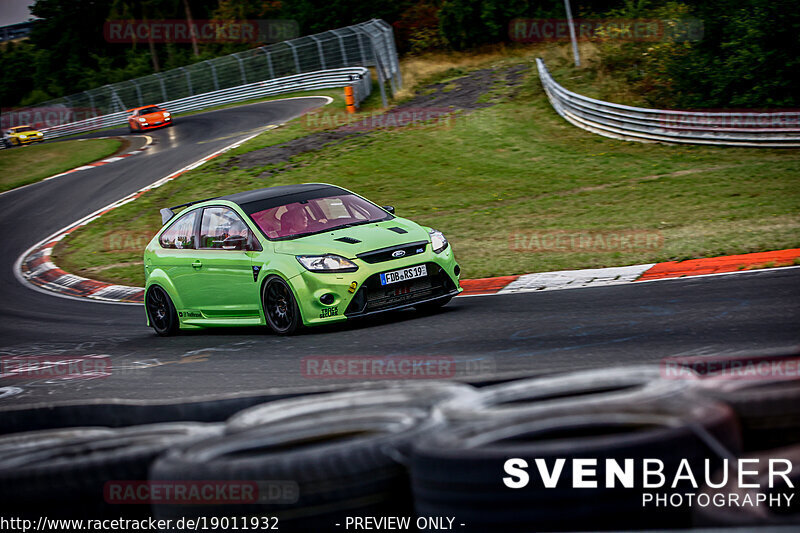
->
left=356, top=241, right=428, bottom=264
left=345, top=262, right=457, bottom=316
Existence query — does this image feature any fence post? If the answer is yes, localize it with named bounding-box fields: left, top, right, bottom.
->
left=109, top=86, right=126, bottom=114
left=205, top=60, right=220, bottom=91
left=234, top=55, right=248, bottom=84
left=180, top=67, right=192, bottom=96
left=330, top=29, right=349, bottom=65
left=355, top=24, right=388, bottom=106
left=286, top=41, right=301, bottom=74
left=131, top=80, right=143, bottom=107
left=374, top=54, right=388, bottom=107
left=261, top=48, right=275, bottom=79
left=377, top=20, right=402, bottom=89
left=156, top=73, right=168, bottom=102
left=355, top=31, right=368, bottom=65
left=310, top=35, right=326, bottom=69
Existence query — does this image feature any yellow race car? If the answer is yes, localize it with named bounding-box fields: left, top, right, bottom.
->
left=3, top=125, right=45, bottom=147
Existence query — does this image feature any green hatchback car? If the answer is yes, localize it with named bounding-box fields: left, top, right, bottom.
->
left=144, top=183, right=461, bottom=336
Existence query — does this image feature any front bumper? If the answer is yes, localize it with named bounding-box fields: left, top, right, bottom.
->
left=289, top=246, right=461, bottom=327
left=138, top=118, right=172, bottom=130
left=15, top=136, right=44, bottom=145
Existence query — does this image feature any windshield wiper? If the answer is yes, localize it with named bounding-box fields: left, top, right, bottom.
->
left=335, top=220, right=376, bottom=230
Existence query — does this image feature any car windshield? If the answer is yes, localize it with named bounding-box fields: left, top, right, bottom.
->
left=139, top=107, right=162, bottom=114
left=11, top=126, right=32, bottom=133
left=249, top=193, right=391, bottom=240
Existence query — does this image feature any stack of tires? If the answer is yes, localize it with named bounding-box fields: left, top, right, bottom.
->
left=0, top=362, right=798, bottom=531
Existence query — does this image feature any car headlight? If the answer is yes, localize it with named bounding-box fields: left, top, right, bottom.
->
left=138, top=118, right=146, bottom=122
left=429, top=229, right=449, bottom=253
left=296, top=255, right=358, bottom=273
left=163, top=112, right=170, bottom=117
left=19, top=135, right=27, bottom=139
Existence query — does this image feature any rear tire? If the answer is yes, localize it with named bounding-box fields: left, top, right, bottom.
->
left=146, top=285, right=179, bottom=336
left=263, top=276, right=302, bottom=335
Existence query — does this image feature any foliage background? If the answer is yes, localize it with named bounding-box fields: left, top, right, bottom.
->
left=1, top=0, right=797, bottom=110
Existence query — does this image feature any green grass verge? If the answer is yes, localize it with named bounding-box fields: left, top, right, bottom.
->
left=0, top=138, right=121, bottom=193
left=53, top=53, right=800, bottom=286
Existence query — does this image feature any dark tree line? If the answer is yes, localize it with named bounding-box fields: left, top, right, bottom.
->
left=1, top=0, right=797, bottom=109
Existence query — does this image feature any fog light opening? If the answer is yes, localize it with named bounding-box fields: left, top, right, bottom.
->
left=319, top=293, right=335, bottom=305
left=454, top=264, right=461, bottom=277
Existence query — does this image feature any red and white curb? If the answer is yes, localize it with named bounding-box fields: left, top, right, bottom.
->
left=460, top=249, right=800, bottom=296
left=48, top=136, right=153, bottom=177
left=16, top=127, right=276, bottom=305
left=492, top=264, right=654, bottom=294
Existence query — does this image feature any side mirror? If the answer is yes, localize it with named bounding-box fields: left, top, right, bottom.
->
left=382, top=205, right=395, bottom=214
left=219, top=235, right=248, bottom=250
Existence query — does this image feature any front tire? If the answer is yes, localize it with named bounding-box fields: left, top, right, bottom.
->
left=146, top=285, right=179, bottom=336
left=263, top=276, right=302, bottom=335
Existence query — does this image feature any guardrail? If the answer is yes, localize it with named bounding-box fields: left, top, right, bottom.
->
left=3, top=19, right=399, bottom=138
left=536, top=58, right=800, bottom=148
left=33, top=67, right=370, bottom=140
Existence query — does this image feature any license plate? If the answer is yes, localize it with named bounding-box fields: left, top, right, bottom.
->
left=380, top=265, right=427, bottom=285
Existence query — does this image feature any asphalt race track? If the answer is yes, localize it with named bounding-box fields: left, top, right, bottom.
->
left=1, top=97, right=798, bottom=408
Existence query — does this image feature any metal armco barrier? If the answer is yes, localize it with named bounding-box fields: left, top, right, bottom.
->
left=3, top=19, right=399, bottom=138
left=36, top=67, right=371, bottom=140
left=537, top=58, right=800, bottom=148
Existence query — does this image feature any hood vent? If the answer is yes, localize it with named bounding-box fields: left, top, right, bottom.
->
left=387, top=227, right=408, bottom=234
left=335, top=236, right=361, bottom=244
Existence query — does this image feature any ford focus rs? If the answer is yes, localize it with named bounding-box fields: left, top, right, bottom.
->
left=144, top=184, right=461, bottom=336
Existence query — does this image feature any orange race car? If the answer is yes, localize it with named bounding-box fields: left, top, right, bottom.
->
left=127, top=105, right=172, bottom=132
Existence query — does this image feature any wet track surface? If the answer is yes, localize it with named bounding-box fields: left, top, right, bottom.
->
left=1, top=97, right=798, bottom=408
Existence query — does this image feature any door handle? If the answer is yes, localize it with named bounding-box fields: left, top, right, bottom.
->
left=192, top=261, right=202, bottom=269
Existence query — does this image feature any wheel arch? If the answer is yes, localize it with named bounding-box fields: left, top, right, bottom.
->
left=145, top=270, right=185, bottom=310
left=260, top=271, right=307, bottom=326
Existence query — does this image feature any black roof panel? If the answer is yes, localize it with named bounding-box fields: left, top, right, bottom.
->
left=219, top=183, right=347, bottom=214
left=219, top=183, right=341, bottom=204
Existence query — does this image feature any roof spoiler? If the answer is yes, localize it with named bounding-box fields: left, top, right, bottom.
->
left=160, top=196, right=219, bottom=225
